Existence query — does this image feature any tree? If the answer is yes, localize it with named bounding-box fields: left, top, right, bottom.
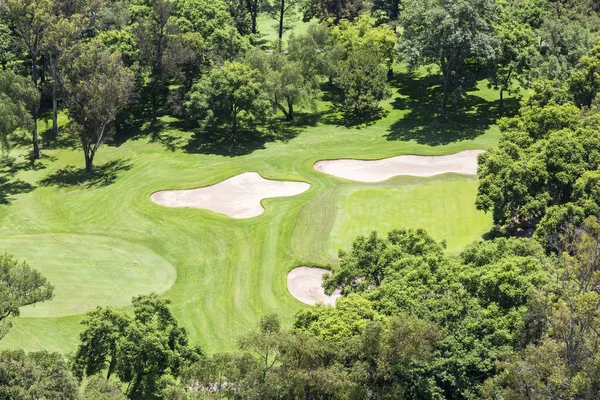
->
left=272, top=0, right=301, bottom=40
left=399, top=0, right=498, bottom=122
left=475, top=103, right=600, bottom=232
left=135, top=0, right=176, bottom=123
left=570, top=41, right=600, bottom=108
left=74, top=307, right=131, bottom=380
left=245, top=0, right=262, bottom=34
left=0, top=253, right=53, bottom=340
left=334, top=46, right=390, bottom=114
left=0, top=0, right=54, bottom=159
left=60, top=40, right=134, bottom=173
left=174, top=0, right=233, bottom=40
left=488, top=10, right=538, bottom=103
left=74, top=293, right=201, bottom=400
left=0, top=350, right=80, bottom=399
left=371, top=0, right=401, bottom=24
left=185, top=61, right=270, bottom=139
left=0, top=69, right=39, bottom=150
left=302, top=0, right=364, bottom=24
left=43, top=0, right=101, bottom=139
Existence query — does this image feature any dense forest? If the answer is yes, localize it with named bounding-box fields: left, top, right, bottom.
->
left=2, top=0, right=600, bottom=398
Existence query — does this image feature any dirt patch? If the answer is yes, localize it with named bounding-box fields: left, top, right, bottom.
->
left=314, top=150, right=484, bottom=182
left=151, top=172, right=310, bottom=218
left=287, top=266, right=341, bottom=305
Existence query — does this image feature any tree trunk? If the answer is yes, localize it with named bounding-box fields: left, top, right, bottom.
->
left=287, top=99, right=294, bottom=121
left=31, top=53, right=41, bottom=159
left=440, top=69, right=449, bottom=124
left=84, top=150, right=94, bottom=173
left=499, top=87, right=504, bottom=106
left=50, top=56, right=59, bottom=138
left=278, top=0, right=285, bottom=40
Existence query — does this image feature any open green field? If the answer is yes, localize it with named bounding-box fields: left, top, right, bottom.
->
left=0, top=69, right=512, bottom=354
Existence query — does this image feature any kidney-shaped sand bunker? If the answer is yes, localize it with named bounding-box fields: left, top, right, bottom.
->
left=1, top=233, right=176, bottom=318
left=151, top=172, right=310, bottom=218
left=314, top=150, right=484, bottom=182
left=287, top=266, right=341, bottom=305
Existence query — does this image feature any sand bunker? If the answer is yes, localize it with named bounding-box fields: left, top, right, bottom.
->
left=287, top=266, right=341, bottom=305
left=151, top=172, right=310, bottom=218
left=314, top=150, right=484, bottom=182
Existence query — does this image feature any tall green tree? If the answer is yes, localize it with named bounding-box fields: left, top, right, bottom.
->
left=399, top=0, right=498, bottom=122
left=60, top=40, right=134, bottom=172
left=0, top=253, right=53, bottom=340
left=74, top=293, right=201, bottom=400
left=0, top=69, right=39, bottom=150
left=488, top=9, right=538, bottom=103
left=0, top=0, right=54, bottom=159
left=185, top=60, right=270, bottom=139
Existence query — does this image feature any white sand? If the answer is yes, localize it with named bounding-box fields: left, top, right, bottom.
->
left=314, top=149, right=485, bottom=182
left=287, top=266, right=341, bottom=305
left=151, top=172, right=310, bottom=218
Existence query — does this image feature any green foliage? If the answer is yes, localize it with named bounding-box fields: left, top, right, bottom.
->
left=399, top=0, right=498, bottom=122
left=0, top=253, right=52, bottom=340
left=301, top=0, right=364, bottom=23
left=570, top=41, right=600, bottom=108
left=74, top=294, right=201, bottom=400
left=83, top=375, right=127, bottom=400
left=0, top=70, right=39, bottom=150
left=476, top=103, right=600, bottom=232
left=173, top=0, right=233, bottom=39
left=0, top=350, right=79, bottom=399
left=487, top=6, right=538, bottom=101
left=60, top=40, right=134, bottom=172
left=185, top=60, right=270, bottom=138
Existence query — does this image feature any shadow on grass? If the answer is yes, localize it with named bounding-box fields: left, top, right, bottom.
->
left=184, top=115, right=313, bottom=156
left=318, top=83, right=389, bottom=128
left=385, top=71, right=520, bottom=146
left=39, top=159, right=132, bottom=188
left=0, top=156, right=41, bottom=204
left=0, top=177, right=35, bottom=204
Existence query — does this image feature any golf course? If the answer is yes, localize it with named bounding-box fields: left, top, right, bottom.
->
left=0, top=67, right=499, bottom=354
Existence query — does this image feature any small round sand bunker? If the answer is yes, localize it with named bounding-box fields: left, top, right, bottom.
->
left=314, top=149, right=484, bottom=182
left=151, top=172, right=310, bottom=218
left=287, top=266, right=341, bottom=305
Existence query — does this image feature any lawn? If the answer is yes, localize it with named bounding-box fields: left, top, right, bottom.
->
left=0, top=67, right=512, bottom=354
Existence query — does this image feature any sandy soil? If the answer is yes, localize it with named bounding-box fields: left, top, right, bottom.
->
left=151, top=172, right=310, bottom=218
left=314, top=149, right=485, bottom=182
left=287, top=266, right=341, bottom=305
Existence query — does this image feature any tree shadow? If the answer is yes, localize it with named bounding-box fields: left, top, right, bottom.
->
left=385, top=71, right=520, bottom=146
left=39, top=159, right=132, bottom=188
left=184, top=114, right=313, bottom=156
left=318, top=82, right=390, bottom=128
left=0, top=177, right=35, bottom=204
left=0, top=156, right=39, bottom=204
left=184, top=128, right=269, bottom=157
left=322, top=105, right=389, bottom=129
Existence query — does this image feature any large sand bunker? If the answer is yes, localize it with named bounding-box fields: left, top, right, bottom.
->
left=151, top=172, right=310, bottom=218
left=314, top=150, right=484, bottom=182
left=287, top=266, right=341, bottom=305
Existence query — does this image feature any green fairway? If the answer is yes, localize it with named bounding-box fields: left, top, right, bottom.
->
left=328, top=176, right=492, bottom=255
left=0, top=233, right=175, bottom=317
left=0, top=68, right=510, bottom=354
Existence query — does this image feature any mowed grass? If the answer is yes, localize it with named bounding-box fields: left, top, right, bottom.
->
left=328, top=176, right=492, bottom=256
left=0, top=67, right=512, bottom=354
left=0, top=233, right=175, bottom=318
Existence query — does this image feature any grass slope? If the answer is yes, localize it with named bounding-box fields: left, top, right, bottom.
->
left=0, top=69, right=512, bottom=353
left=0, top=233, right=175, bottom=318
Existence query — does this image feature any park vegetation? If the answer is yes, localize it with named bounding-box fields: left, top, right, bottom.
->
left=1, top=0, right=600, bottom=399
